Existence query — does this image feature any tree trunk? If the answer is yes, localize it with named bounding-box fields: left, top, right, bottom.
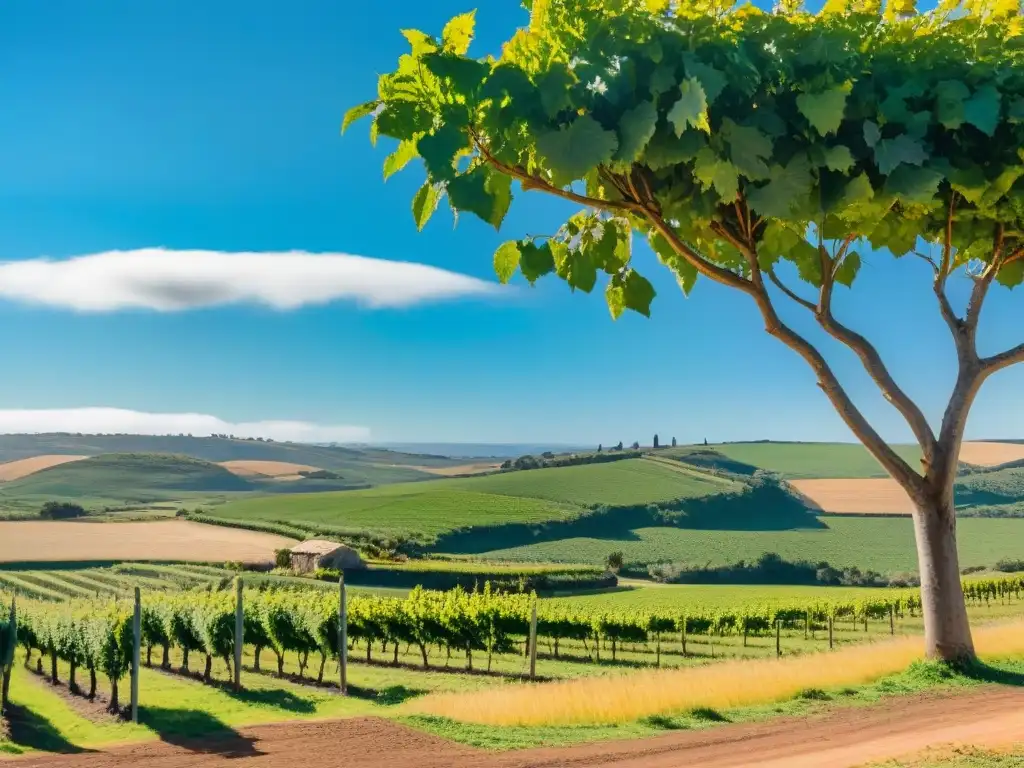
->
left=161, top=645, right=170, bottom=669
left=418, top=643, right=429, bottom=668
left=88, top=668, right=97, bottom=699
left=108, top=678, right=119, bottom=716
left=203, top=654, right=212, bottom=682
left=913, top=500, right=975, bottom=661
left=253, top=646, right=262, bottom=672
left=181, top=648, right=190, bottom=673
left=69, top=662, right=79, bottom=694
left=317, top=653, right=326, bottom=684
left=276, top=652, right=284, bottom=678
left=50, top=650, right=58, bottom=685
left=1, top=666, right=10, bottom=715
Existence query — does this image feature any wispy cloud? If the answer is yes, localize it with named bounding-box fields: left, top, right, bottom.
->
left=0, top=407, right=369, bottom=443
left=0, top=248, right=499, bottom=312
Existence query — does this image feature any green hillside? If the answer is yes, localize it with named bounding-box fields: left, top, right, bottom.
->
left=209, top=457, right=734, bottom=540
left=666, top=442, right=924, bottom=479
left=0, top=453, right=255, bottom=508
left=0, top=433, right=476, bottom=482
left=472, top=516, right=1024, bottom=573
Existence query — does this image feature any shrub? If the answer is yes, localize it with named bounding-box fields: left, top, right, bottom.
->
left=994, top=559, right=1024, bottom=573
left=39, top=501, right=87, bottom=520
left=606, top=551, right=625, bottom=573
left=274, top=549, right=292, bottom=569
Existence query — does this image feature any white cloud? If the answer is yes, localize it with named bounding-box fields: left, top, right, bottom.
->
left=0, top=248, right=499, bottom=312
left=0, top=407, right=369, bottom=443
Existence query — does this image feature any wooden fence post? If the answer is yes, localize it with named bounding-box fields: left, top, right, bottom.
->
left=775, top=620, right=781, bottom=658
left=889, top=605, right=895, bottom=636
left=131, top=587, right=141, bottom=724
left=528, top=599, right=538, bottom=680
left=1, top=596, right=14, bottom=716
left=234, top=577, right=244, bottom=692
left=338, top=573, right=347, bottom=695
left=828, top=616, right=834, bottom=650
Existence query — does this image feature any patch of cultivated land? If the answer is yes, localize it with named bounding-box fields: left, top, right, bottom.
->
left=959, top=441, right=1024, bottom=467
left=219, top=459, right=321, bottom=477
left=412, top=462, right=501, bottom=476
left=469, top=517, right=1024, bottom=572
left=0, top=454, right=88, bottom=481
left=707, top=442, right=924, bottom=479
left=0, top=519, right=295, bottom=564
left=212, top=459, right=730, bottom=538
left=790, top=478, right=915, bottom=515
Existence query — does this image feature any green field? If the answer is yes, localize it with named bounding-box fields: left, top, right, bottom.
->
left=694, top=442, right=924, bottom=479
left=469, top=516, right=1024, bottom=572
left=210, top=458, right=730, bottom=540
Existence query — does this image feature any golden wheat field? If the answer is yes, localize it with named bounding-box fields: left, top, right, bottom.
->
left=0, top=454, right=89, bottom=481
left=218, top=459, right=321, bottom=477
left=0, top=520, right=296, bottom=564
left=790, top=478, right=915, bottom=515
left=959, top=441, right=1024, bottom=467
left=411, top=621, right=1024, bottom=727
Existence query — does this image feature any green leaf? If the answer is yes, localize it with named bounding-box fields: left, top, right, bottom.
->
left=833, top=251, right=862, bottom=288
left=422, top=53, right=490, bottom=96
left=964, top=85, right=1001, bottom=137
left=519, top=242, right=556, bottom=283
left=485, top=173, right=513, bottom=230
left=935, top=80, right=970, bottom=130
left=668, top=78, right=709, bottom=136
left=821, top=145, right=855, bottom=172
left=447, top=166, right=506, bottom=229
left=401, top=29, right=438, bottom=57
left=650, top=232, right=697, bottom=295
left=493, top=241, right=520, bottom=284
left=375, top=102, right=433, bottom=141
left=797, top=84, right=850, bottom=136
left=441, top=11, right=475, bottom=55
left=614, top=101, right=658, bottom=164
left=606, top=270, right=656, bottom=319
left=863, top=121, right=882, bottom=148
left=683, top=54, right=727, bottom=104
left=342, top=100, right=379, bottom=135
left=722, top=119, right=773, bottom=180
left=694, top=148, right=739, bottom=200
left=949, top=166, right=989, bottom=205
left=536, top=116, right=619, bottom=186
left=417, top=123, right=467, bottom=181
left=996, top=258, right=1024, bottom=289
left=593, top=221, right=631, bottom=274
left=649, top=63, right=678, bottom=96
left=884, top=165, right=943, bottom=204
left=874, top=135, right=927, bottom=175
left=538, top=65, right=576, bottom=118
left=383, top=140, right=419, bottom=180
left=747, top=156, right=814, bottom=218
left=555, top=248, right=599, bottom=293
left=642, top=130, right=707, bottom=170
left=412, top=182, right=442, bottom=231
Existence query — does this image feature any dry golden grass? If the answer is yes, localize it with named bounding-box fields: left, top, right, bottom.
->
left=0, top=520, right=296, bottom=564
left=409, top=463, right=501, bottom=476
left=0, top=454, right=89, bottom=481
left=412, top=621, right=1024, bottom=727
left=218, top=460, right=320, bottom=477
left=790, top=478, right=915, bottom=515
left=959, top=441, right=1024, bottom=467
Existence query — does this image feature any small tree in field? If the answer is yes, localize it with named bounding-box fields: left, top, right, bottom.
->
left=671, top=437, right=678, bottom=448
left=606, top=551, right=625, bottom=573
left=653, top=434, right=660, bottom=448
left=347, top=0, right=1024, bottom=661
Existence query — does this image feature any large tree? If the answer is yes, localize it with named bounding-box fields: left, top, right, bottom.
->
left=346, top=0, right=1024, bottom=660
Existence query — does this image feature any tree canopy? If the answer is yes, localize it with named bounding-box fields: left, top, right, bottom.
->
left=347, top=0, right=1024, bottom=496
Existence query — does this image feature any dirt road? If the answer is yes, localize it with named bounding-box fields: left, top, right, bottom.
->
left=10, top=687, right=1024, bottom=768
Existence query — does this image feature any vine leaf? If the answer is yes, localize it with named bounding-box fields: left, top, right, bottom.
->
left=874, top=135, right=927, bottom=175
left=797, top=84, right=850, bottom=136
left=668, top=78, right=710, bottom=135
left=536, top=116, right=619, bottom=185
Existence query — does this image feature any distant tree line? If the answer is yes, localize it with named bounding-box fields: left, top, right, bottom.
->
left=499, top=450, right=643, bottom=472
left=39, top=501, right=87, bottom=520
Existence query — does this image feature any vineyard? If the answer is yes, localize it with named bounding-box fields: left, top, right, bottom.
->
left=3, top=572, right=1023, bottom=720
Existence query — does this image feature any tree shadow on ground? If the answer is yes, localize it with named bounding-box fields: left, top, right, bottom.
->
left=962, top=661, right=1024, bottom=686
left=3, top=703, right=91, bottom=754
left=227, top=687, right=316, bottom=713
left=139, top=707, right=263, bottom=758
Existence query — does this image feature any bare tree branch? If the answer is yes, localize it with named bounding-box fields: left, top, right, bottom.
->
left=982, top=342, right=1024, bottom=375
left=766, top=269, right=817, bottom=311
left=814, top=263, right=939, bottom=465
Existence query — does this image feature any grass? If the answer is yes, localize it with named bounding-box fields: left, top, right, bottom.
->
left=211, top=459, right=730, bottom=541
left=702, top=442, right=924, bottom=479
left=0, top=453, right=255, bottom=509
left=448, top=458, right=734, bottom=506
left=874, top=747, right=1024, bottom=767
left=212, top=486, right=579, bottom=538
left=410, top=620, right=1024, bottom=726
left=471, top=516, right=1024, bottom=571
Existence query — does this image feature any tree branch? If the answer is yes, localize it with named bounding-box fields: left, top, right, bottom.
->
left=814, top=263, right=938, bottom=467
left=982, top=342, right=1024, bottom=375
left=735, top=243, right=926, bottom=495
left=766, top=269, right=817, bottom=311
left=645, top=212, right=755, bottom=292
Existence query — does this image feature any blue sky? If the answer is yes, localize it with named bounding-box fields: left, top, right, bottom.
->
left=0, top=0, right=1021, bottom=446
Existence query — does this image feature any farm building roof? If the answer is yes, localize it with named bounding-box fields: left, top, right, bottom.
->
left=290, top=539, right=345, bottom=555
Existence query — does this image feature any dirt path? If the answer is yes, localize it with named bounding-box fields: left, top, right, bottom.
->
left=10, top=687, right=1024, bottom=768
